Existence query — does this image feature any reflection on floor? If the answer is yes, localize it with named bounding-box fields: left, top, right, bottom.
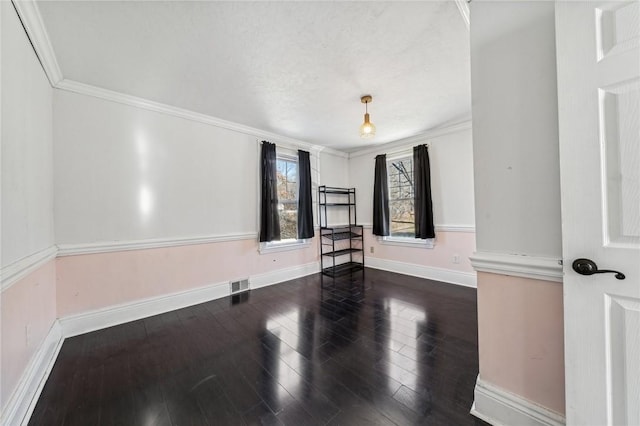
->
left=30, top=268, right=488, bottom=425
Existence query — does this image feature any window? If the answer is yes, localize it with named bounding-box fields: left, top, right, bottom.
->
left=276, top=155, right=298, bottom=240
left=260, top=152, right=311, bottom=253
left=384, top=154, right=434, bottom=248
left=388, top=155, right=415, bottom=237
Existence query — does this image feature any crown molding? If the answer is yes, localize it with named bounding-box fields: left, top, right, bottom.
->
left=11, top=0, right=63, bottom=86
left=470, top=251, right=563, bottom=282
left=12, top=0, right=463, bottom=160
left=348, top=120, right=472, bottom=159
left=10, top=0, right=347, bottom=157
left=10, top=0, right=469, bottom=160
left=56, top=79, right=348, bottom=157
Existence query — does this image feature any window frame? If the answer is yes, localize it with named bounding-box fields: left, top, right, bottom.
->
left=259, top=151, right=311, bottom=254
left=380, top=152, right=435, bottom=249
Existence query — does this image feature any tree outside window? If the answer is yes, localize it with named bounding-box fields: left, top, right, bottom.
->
left=388, top=156, right=415, bottom=237
left=276, top=157, right=298, bottom=240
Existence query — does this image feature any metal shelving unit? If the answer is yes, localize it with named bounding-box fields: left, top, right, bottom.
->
left=318, top=186, right=364, bottom=277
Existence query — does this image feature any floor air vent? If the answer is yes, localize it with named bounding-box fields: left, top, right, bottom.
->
left=230, top=278, right=250, bottom=294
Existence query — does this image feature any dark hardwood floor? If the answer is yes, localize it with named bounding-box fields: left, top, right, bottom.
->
left=30, top=268, right=488, bottom=426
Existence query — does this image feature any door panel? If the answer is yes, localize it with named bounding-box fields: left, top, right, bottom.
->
left=596, top=2, right=640, bottom=61
left=600, top=78, right=640, bottom=248
left=607, top=296, right=640, bottom=425
left=556, top=2, right=640, bottom=424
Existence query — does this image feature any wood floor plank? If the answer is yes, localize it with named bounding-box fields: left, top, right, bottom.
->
left=29, top=268, right=487, bottom=426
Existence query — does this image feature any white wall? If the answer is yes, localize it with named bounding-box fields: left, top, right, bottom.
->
left=318, top=151, right=350, bottom=225
left=1, top=1, right=55, bottom=267
left=471, top=1, right=562, bottom=258
left=347, top=126, right=476, bottom=284
left=348, top=126, right=475, bottom=228
left=470, top=1, right=566, bottom=419
left=320, top=151, right=349, bottom=188
left=54, top=90, right=257, bottom=243
left=1, top=1, right=58, bottom=415
left=53, top=90, right=347, bottom=245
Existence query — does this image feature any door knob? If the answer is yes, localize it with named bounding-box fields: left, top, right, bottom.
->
left=572, top=258, right=625, bottom=280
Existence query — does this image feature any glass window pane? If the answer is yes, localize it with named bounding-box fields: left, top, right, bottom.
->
left=388, top=157, right=415, bottom=237
left=278, top=209, right=298, bottom=239
left=276, top=157, right=299, bottom=239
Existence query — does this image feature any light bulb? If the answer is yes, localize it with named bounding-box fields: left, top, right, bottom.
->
left=359, top=113, right=376, bottom=138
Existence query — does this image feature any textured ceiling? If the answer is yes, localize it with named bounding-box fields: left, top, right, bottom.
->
left=36, top=1, right=471, bottom=151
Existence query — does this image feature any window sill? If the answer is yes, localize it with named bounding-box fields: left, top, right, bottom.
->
left=378, top=236, right=435, bottom=249
left=259, top=239, right=312, bottom=254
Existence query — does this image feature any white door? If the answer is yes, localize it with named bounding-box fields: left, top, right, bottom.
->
left=556, top=2, right=640, bottom=425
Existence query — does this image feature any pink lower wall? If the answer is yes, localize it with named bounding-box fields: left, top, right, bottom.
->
left=56, top=237, right=318, bottom=318
left=364, top=228, right=476, bottom=274
left=56, top=230, right=474, bottom=319
left=1, top=232, right=474, bottom=410
left=1, top=260, right=57, bottom=409
left=477, top=271, right=565, bottom=414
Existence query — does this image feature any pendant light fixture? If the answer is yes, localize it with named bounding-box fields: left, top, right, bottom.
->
left=359, top=95, right=376, bottom=139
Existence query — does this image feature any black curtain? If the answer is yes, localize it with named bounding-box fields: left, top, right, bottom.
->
left=373, top=154, right=390, bottom=236
left=259, top=141, right=281, bottom=242
left=297, top=150, right=314, bottom=239
left=414, top=145, right=435, bottom=239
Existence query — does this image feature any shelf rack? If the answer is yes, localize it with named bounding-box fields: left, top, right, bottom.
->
left=318, top=186, right=364, bottom=277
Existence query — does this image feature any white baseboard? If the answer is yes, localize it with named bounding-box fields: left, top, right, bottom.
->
left=59, top=280, right=231, bottom=337
left=1, top=322, right=64, bottom=426
left=251, top=261, right=320, bottom=289
left=6, top=261, right=322, bottom=425
left=366, top=257, right=477, bottom=288
left=471, top=376, right=565, bottom=426
left=60, top=261, right=321, bottom=338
